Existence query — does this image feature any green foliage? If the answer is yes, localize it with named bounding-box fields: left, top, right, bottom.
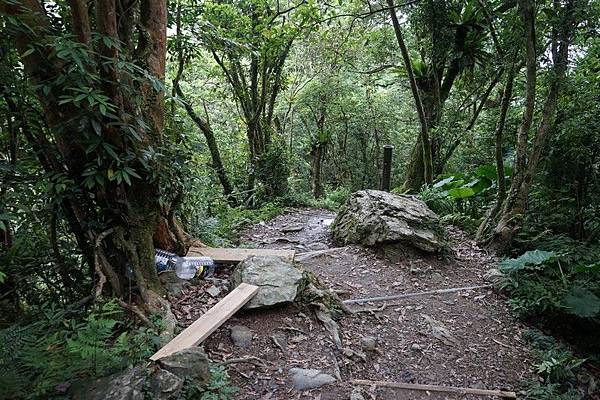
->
left=288, top=187, right=351, bottom=211
left=500, top=250, right=556, bottom=272
left=201, top=365, right=239, bottom=400
left=522, top=330, right=586, bottom=399
left=173, top=366, right=238, bottom=400
left=500, top=241, right=600, bottom=320
left=188, top=203, right=284, bottom=246
left=0, top=300, right=161, bottom=399
left=561, top=287, right=600, bottom=318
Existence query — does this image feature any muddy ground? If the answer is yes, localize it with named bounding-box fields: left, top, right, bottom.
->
left=169, top=208, right=535, bottom=399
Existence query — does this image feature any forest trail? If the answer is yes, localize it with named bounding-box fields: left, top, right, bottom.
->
left=173, top=209, right=535, bottom=399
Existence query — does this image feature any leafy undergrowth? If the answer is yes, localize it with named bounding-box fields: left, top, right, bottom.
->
left=0, top=300, right=239, bottom=400
left=522, top=330, right=592, bottom=399
left=0, top=300, right=162, bottom=399
left=189, top=202, right=285, bottom=246
left=499, top=240, right=600, bottom=399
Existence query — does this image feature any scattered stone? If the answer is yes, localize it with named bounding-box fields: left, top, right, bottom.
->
left=431, top=271, right=444, bottom=283
left=159, top=271, right=188, bottom=297
left=231, top=256, right=303, bottom=309
left=350, top=388, right=366, bottom=400
left=307, top=242, right=329, bottom=251
left=271, top=332, right=288, bottom=352
left=331, top=190, right=444, bottom=253
left=361, top=336, right=377, bottom=352
left=206, top=285, right=221, bottom=298
left=484, top=268, right=503, bottom=283
left=158, top=347, right=211, bottom=387
left=230, top=325, right=253, bottom=348
left=281, top=223, right=304, bottom=233
left=289, top=368, right=336, bottom=390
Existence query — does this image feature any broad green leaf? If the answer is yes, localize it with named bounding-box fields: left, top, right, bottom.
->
left=562, top=287, right=600, bottom=318
left=500, top=250, right=556, bottom=272
left=447, top=187, right=475, bottom=198
left=433, top=176, right=456, bottom=188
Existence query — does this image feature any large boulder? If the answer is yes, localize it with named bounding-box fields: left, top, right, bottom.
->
left=231, top=256, right=303, bottom=309
left=331, top=190, right=444, bottom=253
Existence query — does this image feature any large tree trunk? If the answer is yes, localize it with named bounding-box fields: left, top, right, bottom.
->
left=311, top=143, right=324, bottom=198
left=388, top=0, right=433, bottom=191
left=490, top=0, right=574, bottom=253
left=476, top=63, right=516, bottom=242
left=2, top=0, right=180, bottom=330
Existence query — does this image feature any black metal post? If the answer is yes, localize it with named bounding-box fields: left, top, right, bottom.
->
left=381, top=145, right=394, bottom=191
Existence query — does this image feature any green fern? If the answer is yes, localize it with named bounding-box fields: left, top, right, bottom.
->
left=0, top=300, right=160, bottom=399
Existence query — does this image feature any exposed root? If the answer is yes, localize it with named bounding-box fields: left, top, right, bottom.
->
left=296, top=271, right=350, bottom=319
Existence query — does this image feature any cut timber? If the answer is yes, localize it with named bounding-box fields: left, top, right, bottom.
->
left=150, top=283, right=259, bottom=361
left=343, top=284, right=493, bottom=305
left=188, top=246, right=295, bottom=263
left=352, top=379, right=517, bottom=399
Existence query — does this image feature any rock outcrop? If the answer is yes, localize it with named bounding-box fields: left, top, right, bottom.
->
left=331, top=190, right=444, bottom=252
left=230, top=256, right=303, bottom=309
left=70, top=347, right=211, bottom=400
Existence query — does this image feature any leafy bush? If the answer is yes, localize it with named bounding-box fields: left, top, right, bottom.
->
left=500, top=242, right=600, bottom=320
left=522, top=330, right=586, bottom=399
left=0, top=300, right=161, bottom=399
left=287, top=186, right=351, bottom=211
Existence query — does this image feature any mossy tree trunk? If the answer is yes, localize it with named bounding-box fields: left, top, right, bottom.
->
left=2, top=0, right=181, bottom=327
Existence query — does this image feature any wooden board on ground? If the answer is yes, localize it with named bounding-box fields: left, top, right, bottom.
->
left=188, top=246, right=296, bottom=263
left=150, top=283, right=259, bottom=361
left=352, top=379, right=517, bottom=399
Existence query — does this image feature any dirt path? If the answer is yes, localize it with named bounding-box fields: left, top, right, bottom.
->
left=173, top=208, right=535, bottom=399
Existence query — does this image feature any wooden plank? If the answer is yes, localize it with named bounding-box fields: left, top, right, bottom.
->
left=150, top=283, right=259, bottom=361
left=343, top=284, right=493, bottom=305
left=187, top=246, right=295, bottom=263
left=352, top=379, right=517, bottom=399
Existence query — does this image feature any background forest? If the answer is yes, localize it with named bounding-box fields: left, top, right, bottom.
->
left=1, top=0, right=600, bottom=398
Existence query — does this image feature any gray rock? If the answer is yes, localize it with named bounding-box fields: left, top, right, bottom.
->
left=158, top=347, right=211, bottom=387
left=307, top=242, right=329, bottom=251
left=231, top=256, right=303, bottom=309
left=70, top=367, right=146, bottom=400
left=289, top=368, right=336, bottom=390
left=230, top=324, right=253, bottom=348
left=484, top=268, right=503, bottom=283
left=149, top=369, right=184, bottom=400
left=361, top=336, right=377, bottom=352
left=159, top=271, right=188, bottom=297
left=331, top=190, right=444, bottom=253
left=206, top=285, right=221, bottom=297
left=350, top=388, right=366, bottom=400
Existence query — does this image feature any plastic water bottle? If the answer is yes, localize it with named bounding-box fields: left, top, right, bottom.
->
left=155, top=249, right=215, bottom=280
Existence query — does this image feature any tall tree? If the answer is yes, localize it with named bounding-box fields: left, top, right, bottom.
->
left=1, top=0, right=180, bottom=328
left=490, top=0, right=581, bottom=251
left=189, top=0, right=319, bottom=198
left=389, top=0, right=492, bottom=192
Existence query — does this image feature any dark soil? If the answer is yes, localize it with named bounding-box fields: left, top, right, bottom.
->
left=169, top=208, right=535, bottom=399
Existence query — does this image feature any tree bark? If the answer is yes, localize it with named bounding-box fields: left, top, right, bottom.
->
left=2, top=0, right=179, bottom=328
left=490, top=0, right=574, bottom=252
left=311, top=143, right=324, bottom=198
left=476, top=63, right=516, bottom=241
left=387, top=0, right=433, bottom=189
